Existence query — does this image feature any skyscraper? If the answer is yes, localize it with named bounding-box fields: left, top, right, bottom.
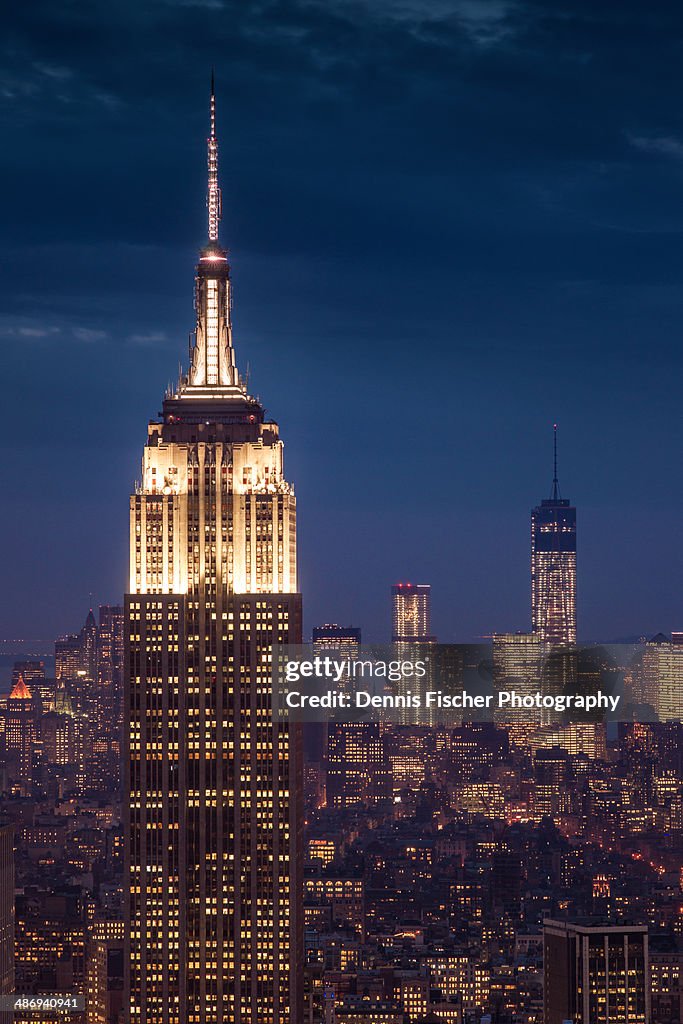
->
left=641, top=634, right=683, bottom=720
left=543, top=919, right=649, bottom=1024
left=531, top=426, right=577, bottom=647
left=5, top=676, right=35, bottom=795
left=97, top=605, right=124, bottom=737
left=391, top=583, right=432, bottom=642
left=124, top=82, right=302, bottom=1024
left=492, top=632, right=541, bottom=717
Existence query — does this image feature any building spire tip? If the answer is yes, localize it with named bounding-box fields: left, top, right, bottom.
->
left=552, top=422, right=559, bottom=501
left=207, top=72, right=221, bottom=242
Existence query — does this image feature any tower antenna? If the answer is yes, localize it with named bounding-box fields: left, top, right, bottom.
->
left=207, top=69, right=221, bottom=243
left=552, top=423, right=559, bottom=501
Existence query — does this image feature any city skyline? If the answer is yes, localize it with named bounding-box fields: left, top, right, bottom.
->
left=1, top=8, right=682, bottom=1023
left=2, top=1, right=683, bottom=643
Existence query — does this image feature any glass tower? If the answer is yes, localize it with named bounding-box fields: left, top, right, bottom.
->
left=531, top=427, right=577, bottom=647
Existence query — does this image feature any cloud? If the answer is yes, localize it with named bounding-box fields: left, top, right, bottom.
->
left=128, top=330, right=168, bottom=345
left=0, top=322, right=62, bottom=338
left=72, top=327, right=108, bottom=342
left=18, top=325, right=62, bottom=338
left=319, top=0, right=517, bottom=43
left=628, top=134, right=683, bottom=161
left=33, top=62, right=74, bottom=81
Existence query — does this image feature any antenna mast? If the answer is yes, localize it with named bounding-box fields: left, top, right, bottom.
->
left=552, top=423, right=559, bottom=501
left=207, top=69, right=221, bottom=243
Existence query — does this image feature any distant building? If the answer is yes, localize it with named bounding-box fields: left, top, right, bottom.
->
left=531, top=427, right=576, bottom=647
left=492, top=632, right=541, bottom=721
left=14, top=887, right=88, bottom=996
left=54, top=634, right=82, bottom=683
left=391, top=584, right=432, bottom=643
left=642, top=635, right=683, bottom=720
left=80, top=610, right=98, bottom=684
left=392, top=584, right=435, bottom=723
left=95, top=607, right=124, bottom=789
left=0, top=823, right=14, bottom=1018
left=327, top=723, right=387, bottom=809
left=5, top=677, right=35, bottom=795
left=311, top=626, right=384, bottom=809
left=11, top=662, right=45, bottom=689
left=649, top=935, right=683, bottom=1024
left=312, top=624, right=361, bottom=655
left=543, top=919, right=649, bottom=1024
left=86, top=919, right=125, bottom=1024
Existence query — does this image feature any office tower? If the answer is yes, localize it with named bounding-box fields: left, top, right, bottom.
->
left=492, top=632, right=541, bottom=722
left=41, top=711, right=75, bottom=766
left=97, top=605, right=124, bottom=740
left=125, top=82, right=302, bottom=1024
left=0, top=823, right=13, bottom=1022
left=391, top=584, right=435, bottom=724
left=5, top=676, right=35, bottom=795
left=14, top=888, right=88, bottom=996
left=543, top=919, right=649, bottom=1024
left=81, top=609, right=98, bottom=684
left=11, top=662, right=46, bottom=719
left=311, top=625, right=362, bottom=807
left=649, top=935, right=683, bottom=1024
left=641, top=634, right=683, bottom=720
left=391, top=584, right=432, bottom=642
left=11, top=661, right=45, bottom=688
left=326, top=723, right=387, bottom=809
left=533, top=745, right=570, bottom=817
left=531, top=426, right=577, bottom=647
left=311, top=624, right=361, bottom=652
left=86, top=920, right=125, bottom=1024
left=55, top=633, right=83, bottom=682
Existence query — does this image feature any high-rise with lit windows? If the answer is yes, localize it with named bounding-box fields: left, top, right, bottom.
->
left=391, top=584, right=432, bottom=643
left=531, top=426, right=577, bottom=647
left=543, top=919, right=649, bottom=1023
left=124, top=81, right=302, bottom=1024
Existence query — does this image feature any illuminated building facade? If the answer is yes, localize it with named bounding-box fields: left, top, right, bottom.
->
left=5, top=676, right=35, bottom=795
left=543, top=919, right=649, bottom=1024
left=97, top=605, right=124, bottom=735
left=86, top=920, right=125, bottom=1024
left=311, top=625, right=361, bottom=658
left=642, top=634, right=683, bottom=720
left=391, top=584, right=432, bottom=642
left=391, top=584, right=435, bottom=724
left=492, top=632, right=541, bottom=722
left=531, top=427, right=576, bottom=647
left=326, top=723, right=386, bottom=809
left=55, top=634, right=83, bottom=683
left=124, top=82, right=302, bottom=1024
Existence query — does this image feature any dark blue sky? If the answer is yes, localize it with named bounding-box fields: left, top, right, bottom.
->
left=1, top=0, right=683, bottom=643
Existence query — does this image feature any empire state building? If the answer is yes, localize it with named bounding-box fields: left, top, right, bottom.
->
left=124, top=83, right=303, bottom=1024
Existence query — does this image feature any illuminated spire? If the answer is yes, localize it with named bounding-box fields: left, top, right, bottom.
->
left=551, top=423, right=559, bottom=501
left=183, top=77, right=243, bottom=393
left=207, top=69, right=221, bottom=243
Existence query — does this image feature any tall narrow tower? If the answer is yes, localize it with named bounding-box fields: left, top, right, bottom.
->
left=124, top=81, right=302, bottom=1024
left=531, top=426, right=577, bottom=647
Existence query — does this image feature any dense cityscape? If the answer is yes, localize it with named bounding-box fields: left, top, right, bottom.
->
left=1, top=83, right=682, bottom=1024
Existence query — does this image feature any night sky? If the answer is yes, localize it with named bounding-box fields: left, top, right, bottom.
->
left=2, top=0, right=683, bottom=644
